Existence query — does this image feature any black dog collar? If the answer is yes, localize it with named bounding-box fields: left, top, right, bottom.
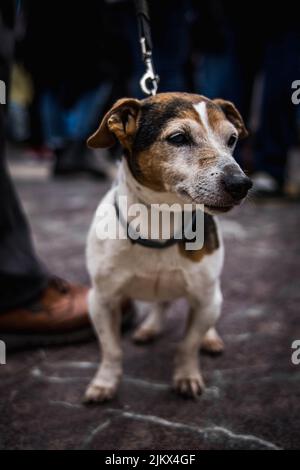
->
left=114, top=199, right=198, bottom=249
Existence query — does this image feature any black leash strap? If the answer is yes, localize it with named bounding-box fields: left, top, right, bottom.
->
left=134, top=0, right=159, bottom=96
left=135, top=0, right=152, bottom=53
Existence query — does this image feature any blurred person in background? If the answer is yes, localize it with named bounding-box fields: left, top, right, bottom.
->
left=191, top=0, right=300, bottom=197
left=18, top=0, right=117, bottom=177
left=254, top=14, right=300, bottom=196
left=11, top=0, right=141, bottom=178
left=0, top=1, right=92, bottom=349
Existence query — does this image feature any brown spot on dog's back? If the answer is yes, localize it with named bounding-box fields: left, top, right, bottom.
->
left=178, top=214, right=219, bottom=262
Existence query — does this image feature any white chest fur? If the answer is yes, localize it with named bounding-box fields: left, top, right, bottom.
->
left=86, top=159, right=224, bottom=303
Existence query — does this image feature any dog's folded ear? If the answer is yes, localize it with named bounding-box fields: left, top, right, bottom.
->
left=87, top=98, right=141, bottom=150
left=213, top=98, right=248, bottom=139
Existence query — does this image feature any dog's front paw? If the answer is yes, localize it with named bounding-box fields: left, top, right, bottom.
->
left=83, top=381, right=118, bottom=403
left=173, top=372, right=205, bottom=399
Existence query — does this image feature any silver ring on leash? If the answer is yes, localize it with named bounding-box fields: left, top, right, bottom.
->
left=140, top=55, right=159, bottom=96
left=137, top=21, right=159, bottom=96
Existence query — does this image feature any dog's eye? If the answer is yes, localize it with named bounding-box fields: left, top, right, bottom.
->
left=167, top=133, right=189, bottom=146
left=227, top=134, right=238, bottom=147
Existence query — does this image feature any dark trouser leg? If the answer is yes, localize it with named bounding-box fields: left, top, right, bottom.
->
left=0, top=5, right=49, bottom=314
left=0, top=112, right=49, bottom=313
left=255, top=32, right=300, bottom=187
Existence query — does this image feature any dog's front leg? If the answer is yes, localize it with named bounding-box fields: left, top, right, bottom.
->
left=173, top=282, right=222, bottom=398
left=84, top=288, right=122, bottom=403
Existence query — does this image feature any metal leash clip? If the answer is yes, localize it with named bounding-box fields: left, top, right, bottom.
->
left=139, top=37, right=159, bottom=96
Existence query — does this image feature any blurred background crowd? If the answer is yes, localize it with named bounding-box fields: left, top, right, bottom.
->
left=5, top=0, right=300, bottom=194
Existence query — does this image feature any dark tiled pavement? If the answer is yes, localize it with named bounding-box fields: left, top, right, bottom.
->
left=0, top=157, right=300, bottom=450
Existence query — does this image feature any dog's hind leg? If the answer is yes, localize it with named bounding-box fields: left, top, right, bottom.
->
left=201, top=327, right=224, bottom=354
left=84, top=288, right=123, bottom=403
left=132, top=301, right=167, bottom=343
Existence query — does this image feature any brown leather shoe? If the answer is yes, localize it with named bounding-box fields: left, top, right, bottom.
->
left=0, top=277, right=93, bottom=351
left=0, top=277, right=89, bottom=333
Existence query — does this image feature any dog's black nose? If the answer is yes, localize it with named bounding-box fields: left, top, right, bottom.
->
left=222, top=174, right=253, bottom=200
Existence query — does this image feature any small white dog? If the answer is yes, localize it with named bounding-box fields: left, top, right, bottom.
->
left=84, top=92, right=251, bottom=402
